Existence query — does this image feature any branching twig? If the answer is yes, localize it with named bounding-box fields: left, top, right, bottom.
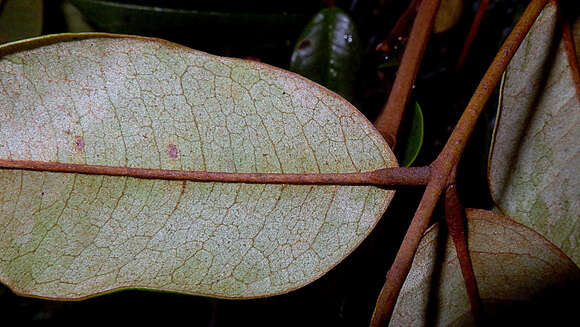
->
left=374, top=0, right=441, bottom=148
left=370, top=0, right=548, bottom=325
left=444, top=165, right=481, bottom=323
left=376, top=0, right=422, bottom=52
left=456, top=0, right=490, bottom=72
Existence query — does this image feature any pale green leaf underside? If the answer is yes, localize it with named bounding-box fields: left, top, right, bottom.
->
left=0, top=34, right=396, bottom=299
left=489, top=4, right=580, bottom=266
left=391, top=209, right=580, bottom=326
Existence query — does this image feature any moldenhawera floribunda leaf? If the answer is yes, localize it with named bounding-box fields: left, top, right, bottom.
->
left=0, top=34, right=396, bottom=299
left=290, top=7, right=361, bottom=102
left=390, top=209, right=580, bottom=326
left=488, top=2, right=580, bottom=266
left=0, top=0, right=43, bottom=44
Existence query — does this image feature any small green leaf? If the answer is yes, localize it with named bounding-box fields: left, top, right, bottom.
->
left=0, top=0, right=43, bottom=44
left=397, top=102, right=424, bottom=167
left=290, top=7, right=361, bottom=102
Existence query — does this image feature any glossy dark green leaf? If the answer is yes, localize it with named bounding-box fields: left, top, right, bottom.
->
left=69, top=0, right=308, bottom=53
left=289, top=7, right=361, bottom=102
left=397, top=102, right=424, bottom=167
left=82, top=0, right=315, bottom=12
left=0, top=0, right=43, bottom=44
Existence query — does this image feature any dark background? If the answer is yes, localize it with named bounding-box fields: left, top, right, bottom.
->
left=1, top=0, right=577, bottom=325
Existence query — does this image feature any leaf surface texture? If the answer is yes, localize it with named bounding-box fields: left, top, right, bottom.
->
left=489, top=3, right=580, bottom=265
left=390, top=209, right=580, bottom=326
left=0, top=34, right=396, bottom=299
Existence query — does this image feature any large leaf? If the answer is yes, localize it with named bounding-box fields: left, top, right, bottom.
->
left=289, top=7, right=361, bottom=102
left=0, top=34, right=396, bottom=299
left=488, top=3, right=580, bottom=265
left=390, top=209, right=580, bottom=326
left=0, top=0, right=43, bottom=44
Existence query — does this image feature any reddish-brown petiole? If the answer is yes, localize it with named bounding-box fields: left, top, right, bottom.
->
left=374, top=0, right=441, bottom=148
left=376, top=0, right=423, bottom=52
left=0, top=159, right=431, bottom=187
left=445, top=165, right=481, bottom=324
left=456, top=0, right=490, bottom=72
left=562, top=16, right=580, bottom=102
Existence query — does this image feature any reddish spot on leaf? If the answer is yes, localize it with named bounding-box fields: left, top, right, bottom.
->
left=74, top=136, right=84, bottom=152
left=168, top=143, right=178, bottom=159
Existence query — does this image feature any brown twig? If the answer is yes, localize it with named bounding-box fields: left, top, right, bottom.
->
left=374, top=0, right=442, bottom=148
left=562, top=15, right=580, bottom=102
left=370, top=0, right=548, bottom=325
left=456, top=0, right=490, bottom=72
left=0, top=159, right=431, bottom=187
left=375, top=0, right=423, bottom=52
left=444, top=165, right=481, bottom=324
